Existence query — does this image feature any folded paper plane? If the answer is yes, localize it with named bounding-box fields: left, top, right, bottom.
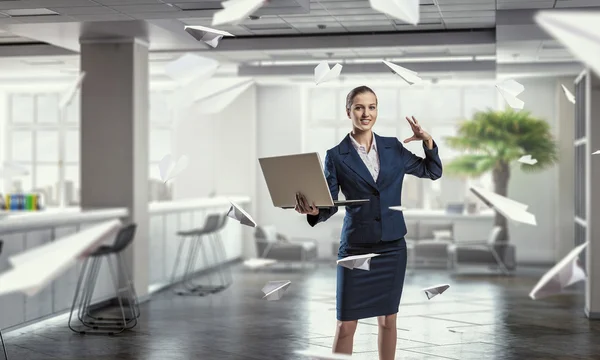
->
left=1, top=219, right=122, bottom=297
left=212, top=0, right=267, bottom=27
left=496, top=79, right=525, bottom=110
left=262, top=280, right=291, bottom=301
left=529, top=242, right=587, bottom=300
left=158, top=154, right=189, bottom=183
left=59, top=71, right=86, bottom=110
left=593, top=150, right=600, bottom=155
left=470, top=186, right=536, bottom=226
left=535, top=11, right=600, bottom=78
left=227, top=200, right=257, bottom=227
left=295, top=349, right=353, bottom=359
left=560, top=84, right=576, bottom=104
left=369, top=0, right=419, bottom=26
left=184, top=25, right=234, bottom=48
left=422, top=284, right=450, bottom=300
left=314, top=61, right=343, bottom=85
left=243, top=258, right=277, bottom=269
left=337, top=253, right=380, bottom=271
left=389, top=206, right=408, bottom=212
left=382, top=60, right=422, bottom=85
left=518, top=155, right=538, bottom=165
left=164, top=53, right=219, bottom=86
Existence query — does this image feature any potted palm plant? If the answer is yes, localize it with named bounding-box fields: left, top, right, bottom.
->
left=444, top=108, right=559, bottom=242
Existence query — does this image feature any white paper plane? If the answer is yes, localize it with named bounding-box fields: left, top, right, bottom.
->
left=314, top=61, right=343, bottom=85
left=164, top=53, right=219, bottom=86
left=0, top=162, right=30, bottom=178
left=422, top=284, right=450, bottom=300
left=529, top=242, right=587, bottom=300
left=59, top=71, right=86, bottom=110
left=382, top=60, right=422, bottom=85
left=496, top=79, right=525, bottom=110
left=389, top=206, right=408, bottom=212
left=337, top=253, right=380, bottom=271
left=243, top=258, right=277, bottom=269
left=212, top=0, right=267, bottom=27
left=158, top=154, right=189, bottom=183
left=184, top=25, right=234, bottom=48
left=518, top=155, right=538, bottom=165
left=560, top=84, right=576, bottom=104
left=227, top=200, right=257, bottom=227
left=295, top=349, right=353, bottom=359
left=535, top=11, right=600, bottom=79
left=262, top=280, right=291, bottom=301
left=1, top=219, right=122, bottom=297
left=369, top=0, right=419, bottom=26
left=593, top=150, right=600, bottom=155
left=470, top=186, right=537, bottom=226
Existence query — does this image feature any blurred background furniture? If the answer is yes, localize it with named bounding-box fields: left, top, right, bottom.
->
left=448, top=226, right=516, bottom=275
left=254, top=225, right=318, bottom=268
left=406, top=221, right=455, bottom=269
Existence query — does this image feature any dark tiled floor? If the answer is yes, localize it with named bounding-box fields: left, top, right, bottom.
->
left=2, top=263, right=598, bottom=359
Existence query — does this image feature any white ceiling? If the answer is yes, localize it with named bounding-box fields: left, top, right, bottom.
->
left=0, top=0, right=595, bottom=78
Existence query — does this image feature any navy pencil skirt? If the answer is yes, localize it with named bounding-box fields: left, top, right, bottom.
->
left=336, top=238, right=407, bottom=321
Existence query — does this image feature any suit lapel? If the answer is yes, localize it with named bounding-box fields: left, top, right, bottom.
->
left=340, top=134, right=378, bottom=190
left=375, top=134, right=393, bottom=186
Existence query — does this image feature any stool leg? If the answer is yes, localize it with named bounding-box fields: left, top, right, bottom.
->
left=81, top=258, right=103, bottom=325
left=207, top=233, right=227, bottom=291
left=0, top=328, right=8, bottom=360
left=214, top=232, right=233, bottom=287
left=193, top=236, right=217, bottom=296
left=68, top=258, right=90, bottom=334
left=118, top=252, right=140, bottom=320
left=176, top=236, right=203, bottom=296
left=170, top=236, right=187, bottom=286
left=103, top=255, right=127, bottom=335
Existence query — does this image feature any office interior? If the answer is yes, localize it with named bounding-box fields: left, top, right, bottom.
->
left=0, top=0, right=597, bottom=359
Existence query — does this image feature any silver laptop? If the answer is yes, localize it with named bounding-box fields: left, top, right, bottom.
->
left=258, top=152, right=369, bottom=209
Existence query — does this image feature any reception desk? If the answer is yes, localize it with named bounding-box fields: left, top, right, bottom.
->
left=0, top=196, right=252, bottom=331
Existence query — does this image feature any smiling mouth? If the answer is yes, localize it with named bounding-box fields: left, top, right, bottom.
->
left=360, top=119, right=371, bottom=125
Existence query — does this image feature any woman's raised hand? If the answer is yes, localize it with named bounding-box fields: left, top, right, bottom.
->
left=295, top=192, right=319, bottom=216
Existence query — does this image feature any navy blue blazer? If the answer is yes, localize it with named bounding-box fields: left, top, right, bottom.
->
left=307, top=133, right=443, bottom=246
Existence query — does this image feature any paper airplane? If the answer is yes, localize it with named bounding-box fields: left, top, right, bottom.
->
left=0, top=162, right=30, bottom=178
left=337, top=253, right=380, bottom=271
left=195, top=79, right=254, bottom=114
left=158, top=154, right=189, bottom=183
left=243, top=258, right=277, bottom=269
left=389, top=206, right=408, bottom=212
left=593, top=150, right=600, bottom=155
left=382, top=60, right=422, bottom=85
left=212, top=0, right=268, bottom=27
left=295, top=349, right=353, bottom=359
left=496, top=79, right=525, bottom=110
left=529, top=242, right=587, bottom=300
left=184, top=25, right=234, bottom=48
left=59, top=71, right=86, bottom=110
left=422, top=284, right=450, bottom=300
left=314, top=61, right=343, bottom=85
left=164, top=53, right=219, bottom=86
left=518, top=155, right=538, bottom=165
left=535, top=11, right=600, bottom=79
left=470, top=186, right=537, bottom=226
left=0, top=220, right=121, bottom=297
left=560, top=84, right=576, bottom=104
left=227, top=200, right=257, bottom=227
left=369, top=0, right=419, bottom=26
left=262, top=280, right=291, bottom=301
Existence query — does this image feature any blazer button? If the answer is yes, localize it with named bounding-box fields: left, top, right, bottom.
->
left=375, top=217, right=381, bottom=222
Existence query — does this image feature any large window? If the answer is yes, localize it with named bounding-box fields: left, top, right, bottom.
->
left=4, top=90, right=174, bottom=206
left=303, top=85, right=498, bottom=209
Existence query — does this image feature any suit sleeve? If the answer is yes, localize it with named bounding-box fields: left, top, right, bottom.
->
left=307, top=151, right=339, bottom=227
left=399, top=139, right=443, bottom=180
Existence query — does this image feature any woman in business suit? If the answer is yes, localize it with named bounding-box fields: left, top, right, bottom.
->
left=295, top=86, right=442, bottom=360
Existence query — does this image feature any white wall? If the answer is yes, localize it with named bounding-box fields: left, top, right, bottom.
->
left=173, top=84, right=258, bottom=258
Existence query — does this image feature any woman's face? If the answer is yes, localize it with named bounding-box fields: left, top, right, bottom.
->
left=347, top=92, right=378, bottom=132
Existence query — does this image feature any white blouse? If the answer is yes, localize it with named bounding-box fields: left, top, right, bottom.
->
left=349, top=132, right=380, bottom=182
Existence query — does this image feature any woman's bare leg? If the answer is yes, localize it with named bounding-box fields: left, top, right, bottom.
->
left=377, top=314, right=397, bottom=360
left=332, top=320, right=358, bottom=354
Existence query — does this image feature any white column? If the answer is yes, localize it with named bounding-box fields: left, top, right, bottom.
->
left=586, top=70, right=600, bottom=318
left=79, top=39, right=149, bottom=297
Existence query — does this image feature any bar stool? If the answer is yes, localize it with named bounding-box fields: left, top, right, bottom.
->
left=0, top=240, right=8, bottom=360
left=170, top=213, right=227, bottom=296
left=68, top=224, right=140, bottom=335
left=211, top=214, right=233, bottom=288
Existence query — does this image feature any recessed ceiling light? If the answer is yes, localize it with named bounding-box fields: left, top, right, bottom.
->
left=1, top=8, right=58, bottom=17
